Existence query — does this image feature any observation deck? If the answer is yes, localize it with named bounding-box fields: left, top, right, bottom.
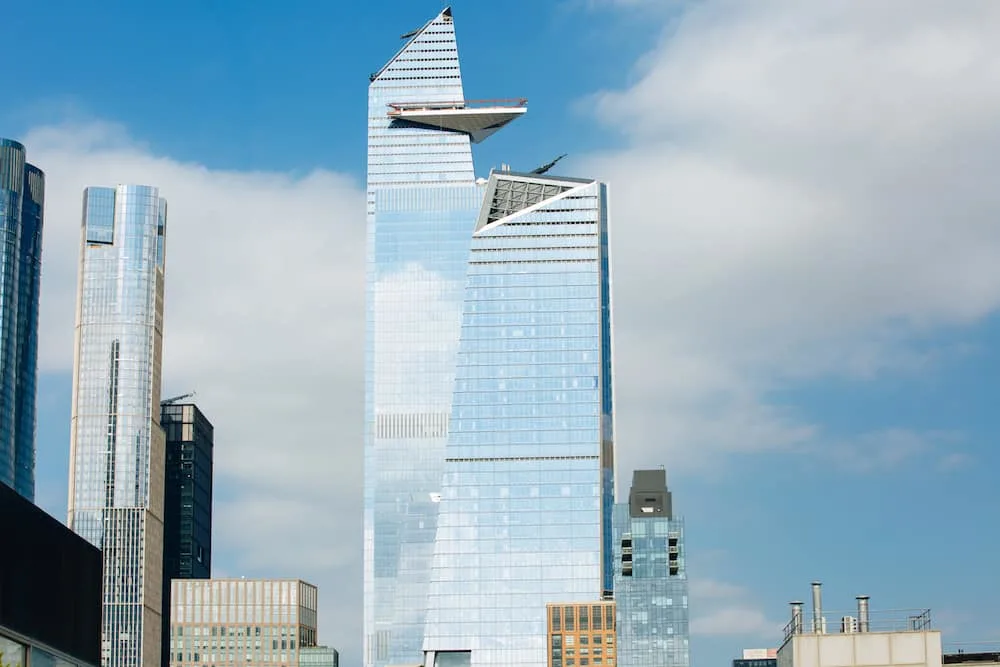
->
left=386, top=98, right=527, bottom=143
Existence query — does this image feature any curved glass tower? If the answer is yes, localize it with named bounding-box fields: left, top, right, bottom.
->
left=0, top=138, right=45, bottom=501
left=365, top=9, right=615, bottom=667
left=68, top=185, right=167, bottom=667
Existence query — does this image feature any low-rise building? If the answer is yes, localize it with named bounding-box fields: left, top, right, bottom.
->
left=0, top=482, right=102, bottom=667
left=777, top=583, right=941, bottom=667
left=168, top=578, right=318, bottom=667
left=299, top=645, right=339, bottom=667
left=546, top=601, right=618, bottom=667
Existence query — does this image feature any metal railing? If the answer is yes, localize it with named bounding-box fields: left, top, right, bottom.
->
left=782, top=608, right=933, bottom=643
left=943, top=643, right=1000, bottom=664
left=387, top=98, right=528, bottom=113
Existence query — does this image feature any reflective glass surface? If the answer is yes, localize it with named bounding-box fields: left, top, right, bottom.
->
left=612, top=507, right=689, bottom=667
left=0, top=634, right=26, bottom=667
left=365, top=11, right=615, bottom=667
left=32, top=646, right=77, bottom=667
left=68, top=185, right=168, bottom=667
left=365, top=8, right=479, bottom=667
left=0, top=138, right=44, bottom=501
left=422, top=179, right=613, bottom=667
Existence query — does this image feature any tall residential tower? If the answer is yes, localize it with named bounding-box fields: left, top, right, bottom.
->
left=365, top=9, right=615, bottom=667
left=68, top=185, right=168, bottom=667
left=0, top=138, right=44, bottom=500
left=613, top=470, right=690, bottom=667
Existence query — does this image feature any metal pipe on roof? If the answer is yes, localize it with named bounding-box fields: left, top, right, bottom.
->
left=812, top=582, right=824, bottom=634
left=857, top=595, right=870, bottom=633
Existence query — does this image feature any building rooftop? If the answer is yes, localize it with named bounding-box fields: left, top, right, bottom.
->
left=943, top=646, right=1000, bottom=665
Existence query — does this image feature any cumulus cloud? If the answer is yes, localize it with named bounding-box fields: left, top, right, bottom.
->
left=580, top=0, right=1000, bottom=472
left=23, top=1, right=1000, bottom=663
left=689, top=578, right=783, bottom=638
left=817, top=428, right=964, bottom=474
left=27, top=121, right=366, bottom=659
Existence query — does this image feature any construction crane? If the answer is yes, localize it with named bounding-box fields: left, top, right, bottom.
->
left=531, top=153, right=568, bottom=175
left=162, top=391, right=195, bottom=406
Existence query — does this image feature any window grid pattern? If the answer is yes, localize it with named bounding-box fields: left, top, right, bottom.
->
left=0, top=138, right=44, bottom=502
left=67, top=185, right=168, bottom=667
left=612, top=507, right=689, bottom=667
left=169, top=579, right=318, bottom=667
left=298, top=646, right=339, bottom=667
left=546, top=603, right=617, bottom=667
left=421, top=180, right=615, bottom=667
left=365, top=9, right=482, bottom=667
left=162, top=402, right=215, bottom=667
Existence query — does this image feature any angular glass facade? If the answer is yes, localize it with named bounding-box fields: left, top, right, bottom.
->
left=365, top=9, right=615, bottom=667
left=68, top=185, right=168, bottom=667
left=365, top=8, right=480, bottom=667
left=612, top=472, right=689, bottom=667
left=0, top=138, right=44, bottom=501
left=422, top=173, right=614, bottom=667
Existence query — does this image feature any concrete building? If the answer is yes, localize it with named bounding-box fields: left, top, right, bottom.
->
left=546, top=601, right=617, bottom=667
left=168, top=579, right=318, bottom=667
left=777, top=583, right=941, bottom=667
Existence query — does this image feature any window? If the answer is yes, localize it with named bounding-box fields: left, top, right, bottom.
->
left=0, top=637, right=25, bottom=667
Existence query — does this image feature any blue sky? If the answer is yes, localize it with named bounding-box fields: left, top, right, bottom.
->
left=5, top=1, right=1000, bottom=667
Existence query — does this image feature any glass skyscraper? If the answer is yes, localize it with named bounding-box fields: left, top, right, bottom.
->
left=612, top=470, right=689, bottom=667
left=365, top=8, right=614, bottom=667
left=68, top=185, right=168, bottom=667
left=161, top=400, right=214, bottom=667
left=0, top=138, right=44, bottom=501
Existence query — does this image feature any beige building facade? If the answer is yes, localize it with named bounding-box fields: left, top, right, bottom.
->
left=169, top=579, right=318, bottom=667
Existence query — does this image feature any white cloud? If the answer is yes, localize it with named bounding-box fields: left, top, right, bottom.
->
left=689, top=578, right=783, bottom=638
left=580, top=0, right=1000, bottom=472
left=27, top=121, right=366, bottom=659
left=24, top=1, right=1000, bottom=662
left=817, top=428, right=963, bottom=474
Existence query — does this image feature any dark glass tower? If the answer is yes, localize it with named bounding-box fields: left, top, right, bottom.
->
left=0, top=138, right=44, bottom=501
left=160, top=400, right=214, bottom=667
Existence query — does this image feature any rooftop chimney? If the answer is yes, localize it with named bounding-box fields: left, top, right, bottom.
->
left=811, top=582, right=824, bottom=634
left=857, top=595, right=870, bottom=632
left=790, top=601, right=804, bottom=635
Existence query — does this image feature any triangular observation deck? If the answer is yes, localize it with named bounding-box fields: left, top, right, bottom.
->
left=386, top=98, right=528, bottom=143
